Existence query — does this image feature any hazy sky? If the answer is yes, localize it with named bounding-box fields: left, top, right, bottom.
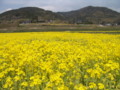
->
left=0, top=0, right=120, bottom=13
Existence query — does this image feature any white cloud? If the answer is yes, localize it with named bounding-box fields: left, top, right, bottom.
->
left=40, top=6, right=56, bottom=11
left=5, top=8, right=12, bottom=11
left=0, top=8, right=12, bottom=13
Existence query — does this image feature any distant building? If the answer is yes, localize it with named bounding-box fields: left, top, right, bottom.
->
left=37, top=16, right=46, bottom=23
left=20, top=20, right=31, bottom=24
left=105, top=23, right=111, bottom=26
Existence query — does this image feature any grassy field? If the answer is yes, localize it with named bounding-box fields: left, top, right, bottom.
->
left=0, top=24, right=120, bottom=34
left=0, top=32, right=120, bottom=90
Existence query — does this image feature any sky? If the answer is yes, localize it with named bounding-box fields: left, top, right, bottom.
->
left=0, top=0, right=120, bottom=13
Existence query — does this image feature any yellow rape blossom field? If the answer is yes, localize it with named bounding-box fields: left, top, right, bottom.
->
left=0, top=32, right=120, bottom=90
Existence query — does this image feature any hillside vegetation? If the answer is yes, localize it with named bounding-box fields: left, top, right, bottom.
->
left=0, top=7, right=63, bottom=23
left=0, top=6, right=120, bottom=24
left=59, top=6, right=120, bottom=24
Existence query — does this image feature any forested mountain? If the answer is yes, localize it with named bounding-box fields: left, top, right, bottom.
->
left=0, top=6, right=120, bottom=24
left=58, top=6, right=120, bottom=24
left=0, top=7, right=63, bottom=23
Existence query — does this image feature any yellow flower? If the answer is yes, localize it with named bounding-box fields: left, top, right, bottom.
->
left=30, top=75, right=42, bottom=87
left=57, top=85, right=69, bottom=90
left=75, top=84, right=87, bottom=90
left=14, top=76, right=21, bottom=81
left=89, top=82, right=96, bottom=89
left=3, top=77, right=13, bottom=88
left=98, top=83, right=104, bottom=89
left=21, top=81, right=28, bottom=87
left=0, top=32, right=120, bottom=90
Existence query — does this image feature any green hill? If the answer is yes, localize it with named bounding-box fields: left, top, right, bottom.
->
left=0, top=6, right=120, bottom=24
left=58, top=6, right=120, bottom=24
left=0, top=7, right=63, bottom=23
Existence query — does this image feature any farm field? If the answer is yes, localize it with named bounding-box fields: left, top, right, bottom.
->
left=0, top=32, right=120, bottom=90
left=0, top=24, right=120, bottom=33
